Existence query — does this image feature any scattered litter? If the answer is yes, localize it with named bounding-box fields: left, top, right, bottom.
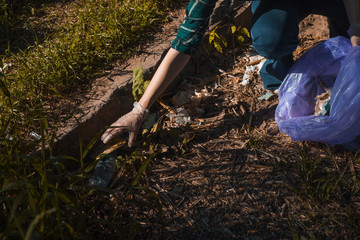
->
left=314, top=78, right=332, bottom=116
left=170, top=87, right=210, bottom=119
left=238, top=49, right=261, bottom=61
left=241, top=55, right=266, bottom=86
left=166, top=108, right=191, bottom=125
left=314, top=98, right=331, bottom=116
left=218, top=68, right=226, bottom=74
left=5, top=135, right=13, bottom=141
left=258, top=92, right=274, bottom=101
left=193, top=87, right=211, bottom=101
left=87, top=141, right=124, bottom=187
left=66, top=185, right=82, bottom=191
left=30, top=131, right=41, bottom=140
left=0, top=63, right=10, bottom=73
left=89, top=153, right=116, bottom=188
left=142, top=113, right=157, bottom=130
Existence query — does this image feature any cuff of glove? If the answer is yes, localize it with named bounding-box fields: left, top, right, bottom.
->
left=132, top=102, right=149, bottom=119
left=347, top=23, right=360, bottom=37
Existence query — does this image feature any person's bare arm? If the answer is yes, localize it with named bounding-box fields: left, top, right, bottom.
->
left=343, top=0, right=360, bottom=46
left=101, top=48, right=191, bottom=146
left=101, top=0, right=216, bottom=146
left=138, top=48, right=191, bottom=109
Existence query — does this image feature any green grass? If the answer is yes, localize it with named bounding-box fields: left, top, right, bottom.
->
left=0, top=0, right=61, bottom=53
left=0, top=0, right=188, bottom=159
left=0, top=0, right=186, bottom=136
left=0, top=0, right=186, bottom=238
left=287, top=144, right=360, bottom=239
left=0, top=117, right=165, bottom=239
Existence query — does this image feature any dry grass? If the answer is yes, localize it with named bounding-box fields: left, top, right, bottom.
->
left=109, top=34, right=360, bottom=239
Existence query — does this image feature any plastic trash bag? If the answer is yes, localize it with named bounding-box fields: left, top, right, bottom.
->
left=275, top=36, right=360, bottom=151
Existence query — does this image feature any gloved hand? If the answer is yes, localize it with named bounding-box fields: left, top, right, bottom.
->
left=348, top=23, right=360, bottom=46
left=101, top=102, right=149, bottom=147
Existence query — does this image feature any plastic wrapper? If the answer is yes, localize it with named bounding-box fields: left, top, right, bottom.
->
left=275, top=36, right=360, bottom=150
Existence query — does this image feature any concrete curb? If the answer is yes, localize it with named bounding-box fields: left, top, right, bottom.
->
left=52, top=1, right=252, bottom=158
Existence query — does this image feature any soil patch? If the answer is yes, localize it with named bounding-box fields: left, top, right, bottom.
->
left=109, top=15, right=359, bottom=239
left=49, top=1, right=252, bottom=157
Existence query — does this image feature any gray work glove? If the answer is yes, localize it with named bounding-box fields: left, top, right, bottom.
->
left=101, top=102, right=149, bottom=147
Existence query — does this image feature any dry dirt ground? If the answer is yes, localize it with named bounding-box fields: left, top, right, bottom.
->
left=108, top=15, right=360, bottom=239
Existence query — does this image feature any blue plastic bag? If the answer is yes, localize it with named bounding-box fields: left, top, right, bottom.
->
left=275, top=36, right=360, bottom=151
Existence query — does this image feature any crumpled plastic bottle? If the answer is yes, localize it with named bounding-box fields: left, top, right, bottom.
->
left=88, top=153, right=116, bottom=187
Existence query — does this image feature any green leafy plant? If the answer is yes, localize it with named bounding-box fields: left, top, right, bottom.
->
left=132, top=66, right=150, bottom=101
left=209, top=25, right=250, bottom=53
left=209, top=26, right=228, bottom=53
left=0, top=120, right=164, bottom=239
left=230, top=25, right=250, bottom=45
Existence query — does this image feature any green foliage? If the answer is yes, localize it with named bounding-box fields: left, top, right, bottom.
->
left=132, top=67, right=150, bottom=102
left=289, top=146, right=346, bottom=203
left=231, top=25, right=250, bottom=45
left=3, top=0, right=165, bottom=94
left=0, top=0, right=186, bottom=160
left=0, top=0, right=48, bottom=26
left=286, top=144, right=360, bottom=239
left=209, top=26, right=228, bottom=53
left=0, top=74, right=11, bottom=107
left=0, top=120, right=163, bottom=239
left=209, top=25, right=250, bottom=53
left=0, top=2, right=192, bottom=236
